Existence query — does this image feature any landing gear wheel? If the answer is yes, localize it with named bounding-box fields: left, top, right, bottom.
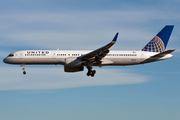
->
left=23, top=71, right=26, bottom=75
left=86, top=63, right=96, bottom=77
left=87, top=72, right=91, bottom=76
left=91, top=70, right=96, bottom=77
left=21, top=65, right=26, bottom=75
left=92, top=70, right=96, bottom=74
left=86, top=70, right=96, bottom=77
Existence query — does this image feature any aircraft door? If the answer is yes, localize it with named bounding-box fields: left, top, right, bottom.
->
left=141, top=52, right=144, bottom=61
left=52, top=53, right=56, bottom=59
left=19, top=53, right=23, bottom=59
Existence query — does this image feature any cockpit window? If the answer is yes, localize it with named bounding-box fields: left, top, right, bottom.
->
left=8, top=54, right=14, bottom=57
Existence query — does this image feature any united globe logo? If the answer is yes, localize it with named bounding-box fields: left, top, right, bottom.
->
left=142, top=36, right=165, bottom=53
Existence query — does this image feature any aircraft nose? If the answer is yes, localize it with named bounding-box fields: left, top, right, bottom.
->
left=3, top=58, right=8, bottom=63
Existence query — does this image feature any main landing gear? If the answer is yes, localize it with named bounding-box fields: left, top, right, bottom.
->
left=20, top=65, right=26, bottom=75
left=86, top=63, right=96, bottom=77
left=87, top=70, right=96, bottom=77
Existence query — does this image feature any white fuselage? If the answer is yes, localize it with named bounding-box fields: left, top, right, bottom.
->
left=3, top=50, right=173, bottom=66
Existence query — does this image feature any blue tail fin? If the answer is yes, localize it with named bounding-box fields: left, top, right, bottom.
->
left=142, top=25, right=174, bottom=53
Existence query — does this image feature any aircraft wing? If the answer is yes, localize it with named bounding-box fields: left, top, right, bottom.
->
left=79, top=33, right=118, bottom=61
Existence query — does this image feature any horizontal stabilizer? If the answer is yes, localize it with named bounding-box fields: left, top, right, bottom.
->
left=141, top=49, right=175, bottom=64
left=151, top=49, right=175, bottom=58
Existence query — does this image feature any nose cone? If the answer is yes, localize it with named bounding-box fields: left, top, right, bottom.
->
left=3, top=58, right=7, bottom=63
left=3, top=58, right=9, bottom=64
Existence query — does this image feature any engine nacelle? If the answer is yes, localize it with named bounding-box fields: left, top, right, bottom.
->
left=64, top=57, right=84, bottom=72
left=64, top=66, right=84, bottom=72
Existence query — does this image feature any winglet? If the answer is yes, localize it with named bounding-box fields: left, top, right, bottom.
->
left=112, top=32, right=119, bottom=43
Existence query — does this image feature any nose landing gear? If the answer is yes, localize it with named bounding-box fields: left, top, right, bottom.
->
left=23, top=71, right=26, bottom=75
left=20, top=65, right=26, bottom=75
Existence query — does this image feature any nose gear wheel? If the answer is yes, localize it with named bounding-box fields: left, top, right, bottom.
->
left=20, top=64, right=26, bottom=75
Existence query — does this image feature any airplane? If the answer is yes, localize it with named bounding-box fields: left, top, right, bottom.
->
left=3, top=25, right=175, bottom=77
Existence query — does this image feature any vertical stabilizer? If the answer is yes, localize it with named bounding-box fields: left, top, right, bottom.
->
left=142, top=25, right=174, bottom=53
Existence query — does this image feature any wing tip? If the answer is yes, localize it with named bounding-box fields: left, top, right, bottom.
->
left=112, top=32, right=119, bottom=42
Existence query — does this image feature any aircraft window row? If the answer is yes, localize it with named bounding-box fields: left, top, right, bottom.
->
left=57, top=54, right=83, bottom=56
left=107, top=54, right=137, bottom=56
left=25, top=54, right=46, bottom=56
left=52, top=54, right=137, bottom=57
left=72, top=54, right=80, bottom=56
left=57, top=54, right=66, bottom=56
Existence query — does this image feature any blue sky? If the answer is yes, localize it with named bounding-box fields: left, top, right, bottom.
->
left=0, top=0, right=180, bottom=120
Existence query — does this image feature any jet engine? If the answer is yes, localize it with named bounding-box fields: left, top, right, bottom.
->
left=64, top=57, right=84, bottom=72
